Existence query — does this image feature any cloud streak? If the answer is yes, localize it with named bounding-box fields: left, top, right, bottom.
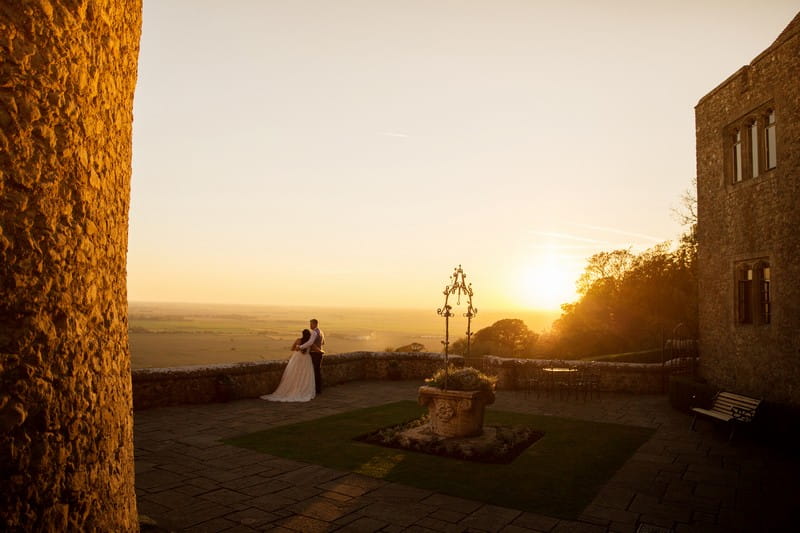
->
left=528, top=243, right=630, bottom=250
left=528, top=226, right=667, bottom=258
left=573, top=223, right=664, bottom=243
left=530, top=231, right=608, bottom=244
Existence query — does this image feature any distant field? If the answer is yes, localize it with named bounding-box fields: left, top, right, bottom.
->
left=128, top=301, right=560, bottom=369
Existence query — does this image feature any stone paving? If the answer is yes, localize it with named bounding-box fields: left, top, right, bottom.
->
left=135, top=380, right=799, bottom=532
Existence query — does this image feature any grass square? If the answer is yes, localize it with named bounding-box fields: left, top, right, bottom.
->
left=224, top=401, right=654, bottom=519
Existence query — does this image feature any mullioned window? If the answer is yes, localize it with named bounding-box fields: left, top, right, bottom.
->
left=725, top=104, right=777, bottom=184
left=735, top=261, right=771, bottom=325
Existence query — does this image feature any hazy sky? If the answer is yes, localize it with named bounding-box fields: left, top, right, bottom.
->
left=129, top=0, right=799, bottom=312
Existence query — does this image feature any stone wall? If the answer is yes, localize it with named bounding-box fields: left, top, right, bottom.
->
left=483, top=357, right=666, bottom=394
left=695, top=13, right=800, bottom=406
left=0, top=3, right=142, bottom=531
left=132, top=352, right=460, bottom=409
left=131, top=352, right=670, bottom=410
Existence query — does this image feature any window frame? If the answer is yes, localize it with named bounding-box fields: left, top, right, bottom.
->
left=758, top=263, right=771, bottom=325
left=735, top=260, right=772, bottom=326
left=732, top=129, right=743, bottom=183
left=748, top=120, right=760, bottom=179
left=725, top=103, right=776, bottom=185
left=765, top=109, right=777, bottom=170
left=736, top=265, right=753, bottom=324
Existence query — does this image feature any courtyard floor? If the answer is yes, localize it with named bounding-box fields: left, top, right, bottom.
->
left=134, top=380, right=799, bottom=532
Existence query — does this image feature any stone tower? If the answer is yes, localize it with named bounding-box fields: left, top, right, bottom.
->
left=695, top=12, right=800, bottom=406
left=1, top=2, right=142, bottom=530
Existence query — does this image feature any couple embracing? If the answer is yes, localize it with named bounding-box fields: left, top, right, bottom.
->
left=261, top=319, right=325, bottom=402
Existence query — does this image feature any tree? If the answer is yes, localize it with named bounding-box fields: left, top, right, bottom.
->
left=543, top=177, right=700, bottom=359
left=672, top=176, right=698, bottom=270
left=576, top=249, right=635, bottom=295
left=450, top=319, right=539, bottom=357
left=672, top=176, right=698, bottom=229
left=547, top=239, right=697, bottom=359
left=394, top=342, right=425, bottom=353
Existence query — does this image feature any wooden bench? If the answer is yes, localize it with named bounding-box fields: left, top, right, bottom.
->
left=690, top=391, right=761, bottom=441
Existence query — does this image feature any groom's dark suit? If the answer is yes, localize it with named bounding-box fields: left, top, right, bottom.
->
left=306, top=327, right=325, bottom=394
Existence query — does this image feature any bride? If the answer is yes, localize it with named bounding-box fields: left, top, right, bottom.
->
left=260, top=329, right=316, bottom=402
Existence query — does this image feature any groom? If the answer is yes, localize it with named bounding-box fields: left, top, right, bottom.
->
left=298, top=318, right=325, bottom=394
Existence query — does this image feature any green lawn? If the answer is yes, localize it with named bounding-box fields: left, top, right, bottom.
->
left=224, top=401, right=654, bottom=519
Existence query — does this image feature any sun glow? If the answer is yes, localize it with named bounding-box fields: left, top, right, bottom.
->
left=519, top=255, right=579, bottom=311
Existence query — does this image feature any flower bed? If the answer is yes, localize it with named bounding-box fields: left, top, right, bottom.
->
left=355, top=415, right=544, bottom=463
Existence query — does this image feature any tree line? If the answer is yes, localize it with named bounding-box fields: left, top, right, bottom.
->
left=449, top=184, right=698, bottom=360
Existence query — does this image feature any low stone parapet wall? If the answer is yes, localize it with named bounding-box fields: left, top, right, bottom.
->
left=131, top=352, right=669, bottom=410
left=483, top=357, right=666, bottom=394
left=132, top=352, right=460, bottom=410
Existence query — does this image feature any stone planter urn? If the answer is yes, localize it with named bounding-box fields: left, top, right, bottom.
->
left=418, top=385, right=495, bottom=438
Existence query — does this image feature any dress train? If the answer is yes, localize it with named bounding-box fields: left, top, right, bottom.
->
left=260, top=350, right=316, bottom=402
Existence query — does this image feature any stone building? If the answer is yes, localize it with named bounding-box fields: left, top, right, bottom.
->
left=695, top=12, right=800, bottom=406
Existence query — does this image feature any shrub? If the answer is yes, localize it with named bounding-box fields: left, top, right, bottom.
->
left=425, top=366, right=496, bottom=393
left=395, top=342, right=425, bottom=352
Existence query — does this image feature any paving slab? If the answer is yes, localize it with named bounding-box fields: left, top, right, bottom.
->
left=459, top=504, right=523, bottom=532
left=335, top=515, right=388, bottom=532
left=135, top=380, right=800, bottom=532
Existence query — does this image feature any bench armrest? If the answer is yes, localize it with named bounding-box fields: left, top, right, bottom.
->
left=731, top=406, right=756, bottom=423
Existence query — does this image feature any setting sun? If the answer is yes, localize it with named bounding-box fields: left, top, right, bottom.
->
left=520, top=256, right=579, bottom=311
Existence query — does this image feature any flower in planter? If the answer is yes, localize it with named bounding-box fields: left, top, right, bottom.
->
left=424, top=365, right=496, bottom=393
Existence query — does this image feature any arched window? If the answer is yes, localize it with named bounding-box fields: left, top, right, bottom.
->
left=726, top=104, right=776, bottom=184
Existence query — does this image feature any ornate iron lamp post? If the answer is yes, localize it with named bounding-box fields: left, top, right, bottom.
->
left=437, top=265, right=478, bottom=389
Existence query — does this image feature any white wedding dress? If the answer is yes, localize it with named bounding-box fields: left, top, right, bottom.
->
left=260, top=350, right=316, bottom=402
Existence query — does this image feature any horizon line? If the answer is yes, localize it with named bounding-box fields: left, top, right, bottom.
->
left=127, top=299, right=564, bottom=314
